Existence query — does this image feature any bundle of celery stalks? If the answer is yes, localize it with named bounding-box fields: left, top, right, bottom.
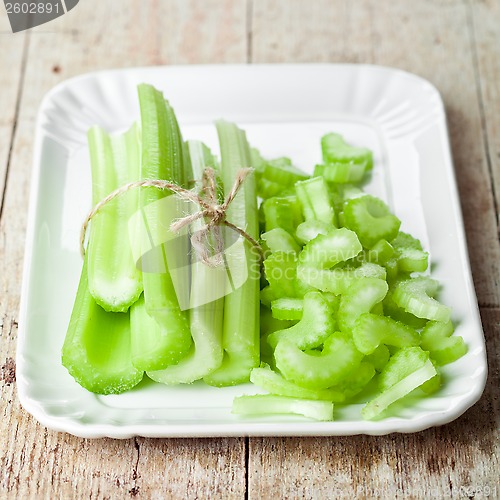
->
left=62, top=84, right=467, bottom=421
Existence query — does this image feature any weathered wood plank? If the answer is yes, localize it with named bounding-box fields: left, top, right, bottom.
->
left=2, top=0, right=499, bottom=498
left=251, top=0, right=500, bottom=307
left=0, top=16, right=26, bottom=127
left=0, top=14, right=27, bottom=211
left=133, top=437, right=246, bottom=499
left=19, top=0, right=248, bottom=123
left=469, top=0, right=500, bottom=230
left=248, top=306, right=499, bottom=499
left=0, top=1, right=248, bottom=498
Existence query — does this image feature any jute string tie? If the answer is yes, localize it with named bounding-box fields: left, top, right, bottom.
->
left=80, top=167, right=262, bottom=267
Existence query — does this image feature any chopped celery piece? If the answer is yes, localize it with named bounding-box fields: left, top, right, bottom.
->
left=392, top=232, right=429, bottom=273
left=396, top=248, right=429, bottom=273
left=257, top=177, right=294, bottom=199
left=420, top=321, right=467, bottom=365
left=146, top=143, right=224, bottom=383
left=264, top=252, right=300, bottom=298
left=353, top=313, right=420, bottom=355
left=378, top=346, right=430, bottom=392
left=267, top=291, right=335, bottom=350
left=321, top=133, right=373, bottom=170
left=298, top=228, right=362, bottom=269
left=333, top=362, right=376, bottom=400
left=204, top=121, right=260, bottom=387
left=253, top=155, right=307, bottom=198
left=365, top=239, right=395, bottom=265
left=271, top=297, right=304, bottom=321
left=384, top=258, right=400, bottom=284
left=420, top=361, right=442, bottom=394
left=261, top=157, right=309, bottom=185
left=62, top=260, right=143, bottom=394
left=371, top=301, right=384, bottom=315
left=298, top=262, right=386, bottom=296
left=366, top=344, right=391, bottom=372
left=362, top=359, right=436, bottom=420
left=340, top=184, right=367, bottom=200
left=261, top=305, right=295, bottom=335
left=275, top=332, right=363, bottom=389
left=262, top=196, right=303, bottom=234
left=383, top=290, right=428, bottom=329
left=130, top=294, right=192, bottom=371
left=86, top=125, right=143, bottom=313
left=316, top=161, right=367, bottom=184
left=250, top=365, right=345, bottom=402
left=337, top=277, right=388, bottom=332
left=343, top=195, right=401, bottom=249
left=262, top=228, right=301, bottom=254
left=392, top=231, right=423, bottom=250
left=260, top=285, right=280, bottom=308
left=393, top=277, right=451, bottom=322
left=295, top=219, right=330, bottom=244
left=136, top=84, right=191, bottom=364
left=232, top=395, right=334, bottom=421
left=264, top=252, right=312, bottom=299
left=260, top=308, right=294, bottom=366
left=295, top=177, right=336, bottom=226
left=323, top=291, right=341, bottom=311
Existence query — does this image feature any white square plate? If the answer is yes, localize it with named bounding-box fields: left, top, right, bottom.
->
left=17, top=64, right=487, bottom=438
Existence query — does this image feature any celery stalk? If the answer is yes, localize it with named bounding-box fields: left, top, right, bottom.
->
left=62, top=259, right=143, bottom=394
left=147, top=141, right=224, bottom=383
left=86, top=125, right=143, bottom=312
left=132, top=84, right=192, bottom=369
left=204, top=121, right=260, bottom=386
left=129, top=294, right=191, bottom=371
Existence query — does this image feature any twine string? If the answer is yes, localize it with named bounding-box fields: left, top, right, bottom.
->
left=80, top=167, right=262, bottom=267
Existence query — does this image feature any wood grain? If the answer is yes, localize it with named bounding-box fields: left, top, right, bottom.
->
left=0, top=1, right=247, bottom=498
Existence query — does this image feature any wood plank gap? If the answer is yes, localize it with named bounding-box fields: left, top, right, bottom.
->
left=466, top=0, right=500, bottom=234
left=0, top=34, right=30, bottom=222
left=246, top=0, right=253, bottom=63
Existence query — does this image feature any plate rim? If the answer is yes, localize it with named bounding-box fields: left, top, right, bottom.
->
left=16, top=63, right=488, bottom=438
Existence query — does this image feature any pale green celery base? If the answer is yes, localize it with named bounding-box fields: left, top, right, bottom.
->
left=130, top=294, right=192, bottom=372
left=62, top=261, right=143, bottom=395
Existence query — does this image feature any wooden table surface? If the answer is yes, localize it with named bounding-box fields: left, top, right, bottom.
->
left=1, top=1, right=499, bottom=498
